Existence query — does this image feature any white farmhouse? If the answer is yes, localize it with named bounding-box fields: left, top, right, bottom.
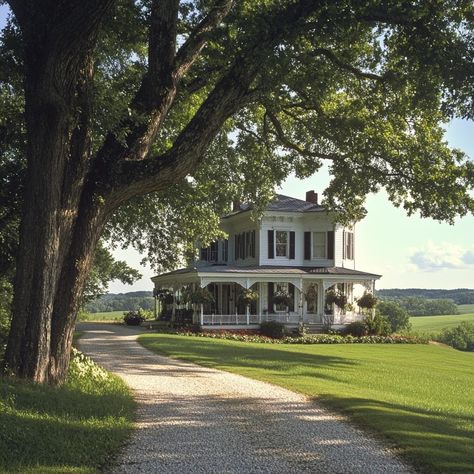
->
left=152, top=191, right=380, bottom=330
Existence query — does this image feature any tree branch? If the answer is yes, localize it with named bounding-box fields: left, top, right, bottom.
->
left=174, top=0, right=234, bottom=77
left=313, top=48, right=387, bottom=81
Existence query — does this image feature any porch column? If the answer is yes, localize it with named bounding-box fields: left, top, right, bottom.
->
left=200, top=304, right=204, bottom=325
left=246, top=305, right=250, bottom=325
left=299, top=277, right=304, bottom=323
left=172, top=291, right=176, bottom=322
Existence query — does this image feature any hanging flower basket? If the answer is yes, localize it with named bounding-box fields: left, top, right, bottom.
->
left=186, top=287, right=215, bottom=305
left=273, top=290, right=292, bottom=307
left=239, top=289, right=259, bottom=306
left=357, top=292, right=378, bottom=310
left=156, top=290, right=174, bottom=305
left=325, top=290, right=347, bottom=309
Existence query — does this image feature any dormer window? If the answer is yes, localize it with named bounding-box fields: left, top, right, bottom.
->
left=275, top=231, right=289, bottom=257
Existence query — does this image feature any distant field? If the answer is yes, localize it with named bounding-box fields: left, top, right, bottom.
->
left=78, top=310, right=125, bottom=322
left=458, top=304, right=474, bottom=314
left=410, top=312, right=474, bottom=335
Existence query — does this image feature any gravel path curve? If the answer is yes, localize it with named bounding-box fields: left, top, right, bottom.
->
left=78, top=323, right=413, bottom=474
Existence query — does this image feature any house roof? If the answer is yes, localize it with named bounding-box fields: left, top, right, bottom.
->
left=152, top=265, right=381, bottom=281
left=223, top=194, right=325, bottom=218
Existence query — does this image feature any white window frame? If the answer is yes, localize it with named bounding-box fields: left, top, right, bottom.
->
left=275, top=230, right=289, bottom=258
left=312, top=232, right=326, bottom=259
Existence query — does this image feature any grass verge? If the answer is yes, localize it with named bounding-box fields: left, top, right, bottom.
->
left=0, top=349, right=135, bottom=473
left=78, top=311, right=125, bottom=322
left=139, top=333, right=474, bottom=473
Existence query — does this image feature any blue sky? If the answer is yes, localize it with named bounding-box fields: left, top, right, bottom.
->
left=1, top=5, right=473, bottom=292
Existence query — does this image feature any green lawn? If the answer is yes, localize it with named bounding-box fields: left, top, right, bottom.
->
left=0, top=350, right=135, bottom=473
left=78, top=310, right=125, bottom=322
left=458, top=304, right=474, bottom=314
left=410, top=312, right=474, bottom=335
left=139, top=333, right=474, bottom=473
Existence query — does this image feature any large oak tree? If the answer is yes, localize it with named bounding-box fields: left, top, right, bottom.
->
left=2, top=0, right=474, bottom=384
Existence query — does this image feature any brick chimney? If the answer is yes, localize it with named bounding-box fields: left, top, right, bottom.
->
left=305, top=190, right=318, bottom=204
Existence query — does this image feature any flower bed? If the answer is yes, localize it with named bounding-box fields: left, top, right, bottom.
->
left=171, top=329, right=428, bottom=345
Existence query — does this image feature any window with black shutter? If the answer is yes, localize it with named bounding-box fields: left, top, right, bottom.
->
left=327, top=230, right=335, bottom=260
left=268, top=230, right=274, bottom=259
left=289, top=231, right=295, bottom=259
left=200, top=246, right=208, bottom=261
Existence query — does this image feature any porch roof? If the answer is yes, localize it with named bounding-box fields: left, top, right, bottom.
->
left=152, top=265, right=381, bottom=284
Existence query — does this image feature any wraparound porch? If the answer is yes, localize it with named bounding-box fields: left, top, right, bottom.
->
left=152, top=266, right=380, bottom=328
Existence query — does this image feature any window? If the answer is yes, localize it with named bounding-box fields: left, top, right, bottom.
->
left=312, top=232, right=326, bottom=258
left=275, top=231, right=288, bottom=257
left=344, top=231, right=354, bottom=260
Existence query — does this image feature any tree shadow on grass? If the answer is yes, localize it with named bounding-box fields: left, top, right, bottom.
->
left=315, top=395, right=474, bottom=473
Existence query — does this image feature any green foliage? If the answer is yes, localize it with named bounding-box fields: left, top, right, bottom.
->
left=357, top=292, right=377, bottom=310
left=140, top=334, right=474, bottom=473
left=377, top=289, right=474, bottom=305
left=0, top=278, right=12, bottom=357
left=272, top=290, right=292, bottom=307
left=238, top=288, right=259, bottom=305
left=439, top=322, right=474, bottom=352
left=84, top=241, right=141, bottom=303
left=377, top=300, right=411, bottom=333
left=380, top=296, right=459, bottom=316
left=363, top=314, right=392, bottom=336
left=260, top=321, right=287, bottom=339
left=325, top=290, right=348, bottom=309
left=183, top=287, right=215, bottom=305
left=123, top=309, right=149, bottom=326
left=0, top=349, right=134, bottom=473
left=85, top=291, right=154, bottom=313
left=344, top=321, right=368, bottom=337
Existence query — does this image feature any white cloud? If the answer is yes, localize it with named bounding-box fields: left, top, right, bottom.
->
left=409, top=241, right=474, bottom=272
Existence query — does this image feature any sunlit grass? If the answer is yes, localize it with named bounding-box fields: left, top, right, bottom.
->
left=139, top=333, right=474, bottom=473
left=0, top=350, right=135, bottom=473
left=78, top=311, right=125, bottom=322
left=410, top=312, right=474, bottom=335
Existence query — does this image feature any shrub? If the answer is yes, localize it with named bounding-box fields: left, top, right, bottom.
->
left=123, top=310, right=145, bottom=326
left=377, top=300, right=411, bottom=332
left=439, top=322, right=474, bottom=351
left=260, top=321, right=287, bottom=339
left=344, top=321, right=368, bottom=337
left=364, top=313, right=391, bottom=336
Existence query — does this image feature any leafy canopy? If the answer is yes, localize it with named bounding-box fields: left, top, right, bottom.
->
left=2, top=0, right=474, bottom=272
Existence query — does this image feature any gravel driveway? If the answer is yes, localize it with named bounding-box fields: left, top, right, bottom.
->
left=78, top=323, right=413, bottom=474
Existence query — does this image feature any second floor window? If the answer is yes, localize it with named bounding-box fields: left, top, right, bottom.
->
left=275, top=231, right=288, bottom=257
left=312, top=232, right=326, bottom=258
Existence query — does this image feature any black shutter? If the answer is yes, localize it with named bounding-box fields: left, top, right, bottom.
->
left=268, top=282, right=274, bottom=313
left=200, top=246, right=208, bottom=261
left=304, top=232, right=311, bottom=260
left=327, top=231, right=335, bottom=260
left=245, top=232, right=249, bottom=259
left=235, top=235, right=239, bottom=260
left=268, top=230, right=274, bottom=259
left=240, top=233, right=245, bottom=259
left=289, top=231, right=295, bottom=259
left=251, top=230, right=256, bottom=258
left=289, top=284, right=295, bottom=312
